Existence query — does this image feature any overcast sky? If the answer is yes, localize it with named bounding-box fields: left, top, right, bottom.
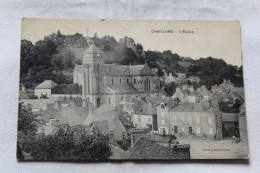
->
left=21, top=18, right=242, bottom=66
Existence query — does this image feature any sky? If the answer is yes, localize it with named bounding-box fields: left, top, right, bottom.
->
left=21, top=18, right=242, bottom=66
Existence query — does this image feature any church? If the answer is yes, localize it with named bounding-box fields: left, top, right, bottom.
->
left=73, top=43, right=162, bottom=108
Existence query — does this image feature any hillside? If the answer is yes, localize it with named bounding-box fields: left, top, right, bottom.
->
left=20, top=30, right=244, bottom=90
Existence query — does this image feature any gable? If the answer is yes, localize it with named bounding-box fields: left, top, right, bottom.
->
left=139, top=65, right=156, bottom=76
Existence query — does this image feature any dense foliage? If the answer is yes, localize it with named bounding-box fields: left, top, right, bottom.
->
left=52, top=84, right=82, bottom=94
left=22, top=125, right=112, bottom=160
left=18, top=102, right=38, bottom=135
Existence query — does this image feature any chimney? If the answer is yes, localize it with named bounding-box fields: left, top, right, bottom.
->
left=169, top=73, right=172, bottom=77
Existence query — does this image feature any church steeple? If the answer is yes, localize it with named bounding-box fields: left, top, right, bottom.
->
left=83, top=43, right=104, bottom=65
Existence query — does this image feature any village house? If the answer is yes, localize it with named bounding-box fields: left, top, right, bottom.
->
left=34, top=80, right=58, bottom=98
left=220, top=79, right=234, bottom=92
left=164, top=72, right=177, bottom=84
left=132, top=103, right=158, bottom=130
left=156, top=101, right=222, bottom=139
left=172, top=85, right=211, bottom=104
left=83, top=104, right=128, bottom=140
left=187, top=76, right=200, bottom=83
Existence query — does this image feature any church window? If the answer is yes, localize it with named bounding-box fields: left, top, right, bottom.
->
left=112, top=78, right=114, bottom=84
left=109, top=97, right=111, bottom=104
left=134, top=78, right=136, bottom=84
left=127, top=78, right=129, bottom=84
left=120, top=78, right=122, bottom=84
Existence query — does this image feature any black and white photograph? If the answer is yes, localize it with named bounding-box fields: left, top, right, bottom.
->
left=17, top=19, right=249, bottom=160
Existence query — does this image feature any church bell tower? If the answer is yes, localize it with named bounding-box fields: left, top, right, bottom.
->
left=82, top=43, right=104, bottom=108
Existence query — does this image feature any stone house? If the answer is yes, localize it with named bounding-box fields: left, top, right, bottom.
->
left=164, top=72, right=177, bottom=84
left=132, top=103, right=157, bottom=130
left=34, top=80, right=58, bottom=98
left=157, top=102, right=222, bottom=139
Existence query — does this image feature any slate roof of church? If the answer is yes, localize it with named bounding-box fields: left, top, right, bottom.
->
left=35, top=80, right=58, bottom=89
left=73, top=64, right=152, bottom=77
left=130, top=65, right=145, bottom=75
left=103, top=64, right=131, bottom=76
left=107, top=85, right=139, bottom=94
left=83, top=44, right=104, bottom=54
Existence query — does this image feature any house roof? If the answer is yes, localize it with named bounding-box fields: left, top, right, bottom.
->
left=91, top=120, right=109, bottom=134
left=134, top=103, right=157, bottom=115
left=222, top=113, right=238, bottom=122
left=83, top=44, right=104, bottom=54
left=35, top=80, right=58, bottom=89
left=107, top=85, right=139, bottom=94
left=146, top=96, right=166, bottom=106
left=83, top=104, right=127, bottom=140
left=119, top=114, right=132, bottom=126
left=211, top=85, right=222, bottom=90
left=181, top=89, right=191, bottom=95
left=127, top=137, right=174, bottom=159
left=109, top=144, right=128, bottom=159
left=170, top=103, right=209, bottom=112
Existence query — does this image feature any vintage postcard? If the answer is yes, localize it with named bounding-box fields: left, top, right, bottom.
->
left=17, top=19, right=249, bottom=160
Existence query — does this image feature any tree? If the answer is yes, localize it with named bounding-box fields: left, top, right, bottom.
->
left=18, top=102, right=38, bottom=135
left=51, top=54, right=64, bottom=72
left=164, top=82, right=176, bottom=97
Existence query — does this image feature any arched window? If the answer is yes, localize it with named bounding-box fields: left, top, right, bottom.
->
left=127, top=78, right=129, bottom=84
left=112, top=78, right=114, bottom=84
left=144, top=78, right=150, bottom=91
left=120, top=78, right=122, bottom=84
left=134, top=78, right=136, bottom=84
left=109, top=97, right=111, bottom=104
